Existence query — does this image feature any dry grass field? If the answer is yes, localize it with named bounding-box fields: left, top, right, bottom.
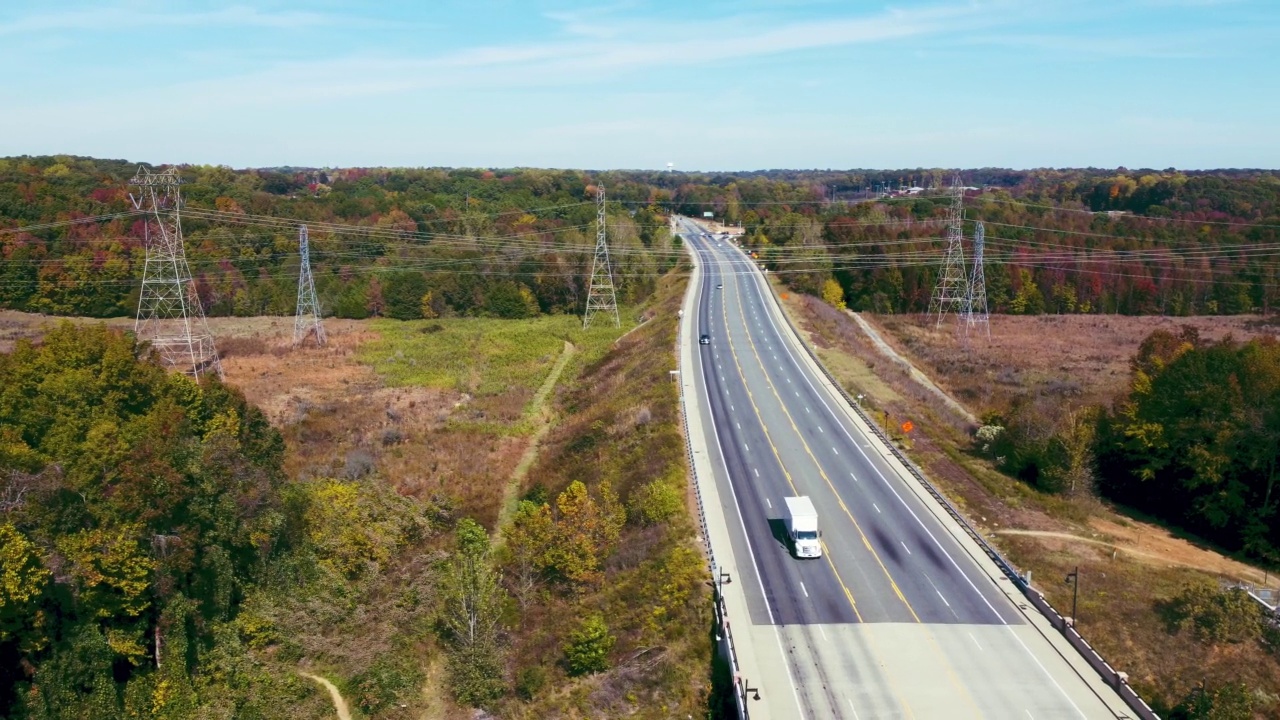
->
left=872, top=312, right=1280, bottom=412
left=773, top=293, right=1280, bottom=714
left=0, top=310, right=611, bottom=529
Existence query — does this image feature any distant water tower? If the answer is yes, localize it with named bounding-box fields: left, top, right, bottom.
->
left=667, top=162, right=674, bottom=172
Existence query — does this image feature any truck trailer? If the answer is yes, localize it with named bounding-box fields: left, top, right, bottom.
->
left=783, top=496, right=822, bottom=558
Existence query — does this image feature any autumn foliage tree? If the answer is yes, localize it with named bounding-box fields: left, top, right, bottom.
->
left=439, top=518, right=507, bottom=707
left=1097, top=328, right=1280, bottom=560
left=545, top=480, right=625, bottom=587
left=0, top=322, right=287, bottom=714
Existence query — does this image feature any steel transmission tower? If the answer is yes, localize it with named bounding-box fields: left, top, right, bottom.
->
left=130, top=166, right=222, bottom=379
left=966, top=221, right=990, bottom=337
left=293, top=225, right=326, bottom=347
left=583, top=184, right=619, bottom=329
left=927, top=178, right=969, bottom=327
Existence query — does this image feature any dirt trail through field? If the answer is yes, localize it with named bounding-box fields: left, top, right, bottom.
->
left=995, top=518, right=1278, bottom=589
left=299, top=672, right=352, bottom=720
left=495, top=339, right=576, bottom=535
left=846, top=310, right=978, bottom=424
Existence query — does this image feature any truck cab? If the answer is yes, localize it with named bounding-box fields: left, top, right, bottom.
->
left=783, top=496, right=822, bottom=558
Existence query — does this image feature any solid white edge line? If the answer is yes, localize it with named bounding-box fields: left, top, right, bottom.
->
left=687, top=232, right=807, bottom=719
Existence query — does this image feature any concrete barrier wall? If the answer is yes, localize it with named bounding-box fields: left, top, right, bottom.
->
left=756, top=273, right=1161, bottom=720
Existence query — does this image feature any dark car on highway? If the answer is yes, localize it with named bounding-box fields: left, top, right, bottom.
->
left=699, top=334, right=710, bottom=345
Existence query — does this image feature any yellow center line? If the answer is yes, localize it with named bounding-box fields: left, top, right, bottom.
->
left=715, top=262, right=930, bottom=720
left=714, top=273, right=863, bottom=623
left=728, top=271, right=920, bottom=622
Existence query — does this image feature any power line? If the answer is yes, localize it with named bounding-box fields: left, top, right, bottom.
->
left=0, top=210, right=148, bottom=235
left=974, top=197, right=1280, bottom=228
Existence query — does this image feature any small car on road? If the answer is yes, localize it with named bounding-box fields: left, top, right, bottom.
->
left=699, top=334, right=710, bottom=345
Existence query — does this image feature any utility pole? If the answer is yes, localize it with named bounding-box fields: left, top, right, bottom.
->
left=927, top=177, right=969, bottom=327
left=1065, top=566, right=1080, bottom=631
left=129, top=166, right=222, bottom=379
left=966, top=221, right=990, bottom=338
left=293, top=224, right=326, bottom=347
left=583, top=184, right=619, bottom=329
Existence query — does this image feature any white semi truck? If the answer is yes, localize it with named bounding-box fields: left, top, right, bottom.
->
left=783, top=496, right=822, bottom=558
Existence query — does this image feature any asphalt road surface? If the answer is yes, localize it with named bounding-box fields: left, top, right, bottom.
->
left=679, top=218, right=1124, bottom=719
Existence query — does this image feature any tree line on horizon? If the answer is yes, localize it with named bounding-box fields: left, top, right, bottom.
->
left=736, top=170, right=1280, bottom=317
left=2, top=155, right=1278, bottom=322
left=0, top=156, right=678, bottom=321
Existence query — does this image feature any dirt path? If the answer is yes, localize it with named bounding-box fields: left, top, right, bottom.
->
left=994, top=523, right=1278, bottom=588
left=299, top=672, right=352, bottom=720
left=846, top=310, right=978, bottom=424
left=495, top=339, right=576, bottom=535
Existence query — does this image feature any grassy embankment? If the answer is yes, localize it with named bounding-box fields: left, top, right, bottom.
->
left=239, top=310, right=638, bottom=717
left=502, top=269, right=713, bottom=718
left=0, top=276, right=720, bottom=718
left=242, top=271, right=707, bottom=717
left=773, top=289, right=1280, bottom=715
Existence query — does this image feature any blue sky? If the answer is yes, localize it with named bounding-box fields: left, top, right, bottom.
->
left=1, top=0, right=1276, bottom=170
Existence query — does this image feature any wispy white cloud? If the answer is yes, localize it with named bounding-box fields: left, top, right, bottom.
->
left=0, top=4, right=345, bottom=36
left=968, top=20, right=1273, bottom=60
left=1136, top=0, right=1245, bottom=6
left=544, top=2, right=646, bottom=40
left=972, top=32, right=1209, bottom=59
left=3, top=0, right=1272, bottom=168
left=151, top=0, right=1015, bottom=107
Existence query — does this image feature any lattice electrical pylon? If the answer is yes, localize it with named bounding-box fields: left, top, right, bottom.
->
left=293, top=225, right=326, bottom=347
left=927, top=178, right=969, bottom=327
left=129, top=166, right=222, bottom=379
left=966, top=221, right=991, bottom=338
left=583, top=184, right=619, bottom=329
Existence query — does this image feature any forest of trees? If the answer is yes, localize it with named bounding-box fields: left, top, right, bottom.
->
left=4, top=156, right=1277, bottom=323
left=0, top=156, right=679, bottom=321
left=982, top=327, right=1280, bottom=565
left=1097, top=330, right=1280, bottom=561
left=728, top=170, right=1280, bottom=317
left=0, top=324, right=289, bottom=716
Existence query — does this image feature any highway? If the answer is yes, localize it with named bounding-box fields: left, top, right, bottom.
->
left=678, top=217, right=1128, bottom=719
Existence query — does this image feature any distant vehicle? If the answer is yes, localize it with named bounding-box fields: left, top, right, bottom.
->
left=699, top=334, right=710, bottom=345
left=783, top=496, right=822, bottom=558
left=716, top=283, right=723, bottom=289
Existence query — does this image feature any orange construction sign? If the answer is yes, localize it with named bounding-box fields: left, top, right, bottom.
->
left=901, top=420, right=914, bottom=433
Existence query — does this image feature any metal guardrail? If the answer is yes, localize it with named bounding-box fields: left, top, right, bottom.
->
left=754, top=266, right=1160, bottom=720
left=675, top=251, right=750, bottom=719
left=1224, top=581, right=1280, bottom=624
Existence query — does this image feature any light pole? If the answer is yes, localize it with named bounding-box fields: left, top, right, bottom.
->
left=1065, top=566, right=1079, bottom=631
